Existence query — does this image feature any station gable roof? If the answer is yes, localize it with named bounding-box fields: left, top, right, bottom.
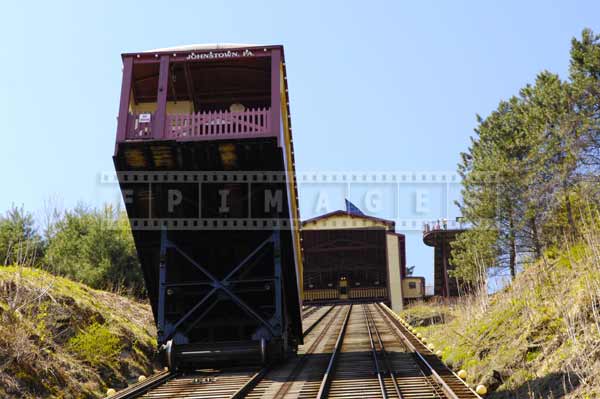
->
left=302, top=210, right=397, bottom=231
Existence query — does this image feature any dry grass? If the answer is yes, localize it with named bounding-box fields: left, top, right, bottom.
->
left=0, top=266, right=156, bottom=398
left=401, top=220, right=600, bottom=398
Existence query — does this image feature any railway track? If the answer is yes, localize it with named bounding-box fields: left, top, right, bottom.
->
left=302, top=306, right=319, bottom=320
left=106, top=304, right=481, bottom=399
left=316, top=304, right=440, bottom=398
left=107, top=306, right=334, bottom=399
left=376, top=303, right=481, bottom=399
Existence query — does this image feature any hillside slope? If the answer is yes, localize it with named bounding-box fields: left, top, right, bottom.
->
left=401, top=230, right=600, bottom=398
left=0, top=266, right=156, bottom=398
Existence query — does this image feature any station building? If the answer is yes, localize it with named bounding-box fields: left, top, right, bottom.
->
left=402, top=276, right=426, bottom=302
left=300, top=205, right=410, bottom=312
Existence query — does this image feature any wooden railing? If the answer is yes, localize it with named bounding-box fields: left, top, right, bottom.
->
left=303, top=287, right=388, bottom=302
left=167, top=107, right=271, bottom=139
left=303, top=289, right=339, bottom=301
left=125, top=107, right=272, bottom=140
left=348, top=287, right=388, bottom=299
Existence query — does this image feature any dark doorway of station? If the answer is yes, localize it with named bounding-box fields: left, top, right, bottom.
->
left=339, top=276, right=348, bottom=300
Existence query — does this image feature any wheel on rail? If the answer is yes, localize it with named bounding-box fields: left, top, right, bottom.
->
left=158, top=337, right=296, bottom=370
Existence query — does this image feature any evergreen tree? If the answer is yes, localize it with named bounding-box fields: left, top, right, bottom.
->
left=453, top=29, right=600, bottom=285
left=0, top=205, right=42, bottom=265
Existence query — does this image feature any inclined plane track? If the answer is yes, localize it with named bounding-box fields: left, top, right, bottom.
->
left=107, top=304, right=482, bottom=399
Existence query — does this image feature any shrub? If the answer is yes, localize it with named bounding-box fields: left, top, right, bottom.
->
left=44, top=204, right=145, bottom=296
left=67, top=323, right=123, bottom=367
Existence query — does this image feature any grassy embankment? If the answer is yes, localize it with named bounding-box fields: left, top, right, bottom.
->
left=0, top=266, right=156, bottom=398
left=401, top=228, right=600, bottom=398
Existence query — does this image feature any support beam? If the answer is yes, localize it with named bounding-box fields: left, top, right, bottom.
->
left=155, top=55, right=170, bottom=139
left=270, top=49, right=281, bottom=141
left=386, top=232, right=403, bottom=312
left=441, top=239, right=450, bottom=298
left=273, top=231, right=283, bottom=332
left=183, top=299, right=220, bottom=335
left=223, top=236, right=272, bottom=281
left=167, top=287, right=218, bottom=338
left=157, top=229, right=168, bottom=344
left=169, top=63, right=178, bottom=103
left=162, top=233, right=281, bottom=342
left=183, top=62, right=199, bottom=112
left=115, top=57, right=133, bottom=145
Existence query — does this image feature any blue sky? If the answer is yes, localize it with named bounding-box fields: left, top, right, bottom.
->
left=1, top=1, right=599, bottom=285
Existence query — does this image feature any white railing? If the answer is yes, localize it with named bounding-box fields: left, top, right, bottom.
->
left=167, top=107, right=271, bottom=138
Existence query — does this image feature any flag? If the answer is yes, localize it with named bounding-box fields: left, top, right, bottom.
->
left=345, top=199, right=365, bottom=216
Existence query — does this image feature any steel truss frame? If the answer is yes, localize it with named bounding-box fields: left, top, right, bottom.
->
left=155, top=229, right=284, bottom=345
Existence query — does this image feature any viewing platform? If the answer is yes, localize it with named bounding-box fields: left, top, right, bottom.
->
left=422, top=219, right=466, bottom=246
left=422, top=219, right=467, bottom=298
left=115, top=44, right=286, bottom=146
left=126, top=107, right=272, bottom=140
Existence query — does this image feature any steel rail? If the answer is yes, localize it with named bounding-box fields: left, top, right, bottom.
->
left=362, top=304, right=388, bottom=399
left=368, top=303, right=445, bottom=398
left=231, top=306, right=338, bottom=399
left=302, top=305, right=336, bottom=338
left=302, top=305, right=319, bottom=319
left=377, top=302, right=482, bottom=399
left=229, top=367, right=270, bottom=399
left=104, top=370, right=176, bottom=399
left=370, top=305, right=446, bottom=397
left=108, top=306, right=337, bottom=399
left=107, top=302, right=482, bottom=399
left=316, top=304, right=353, bottom=399
left=271, top=305, right=344, bottom=399
left=365, top=304, right=404, bottom=399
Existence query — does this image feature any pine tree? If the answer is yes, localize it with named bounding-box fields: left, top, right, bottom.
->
left=452, top=29, right=600, bottom=286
